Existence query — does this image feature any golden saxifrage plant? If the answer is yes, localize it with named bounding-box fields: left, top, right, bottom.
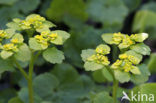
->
left=81, top=32, right=151, bottom=103
left=0, top=14, right=70, bottom=103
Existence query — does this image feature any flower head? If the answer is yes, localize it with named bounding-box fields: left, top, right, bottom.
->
left=3, top=43, right=18, bottom=52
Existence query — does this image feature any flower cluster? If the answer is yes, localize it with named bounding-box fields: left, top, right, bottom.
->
left=7, top=14, right=55, bottom=33
left=34, top=31, right=58, bottom=48
left=18, top=14, right=46, bottom=30
left=1, top=34, right=23, bottom=52
left=0, top=30, right=9, bottom=41
left=111, top=50, right=142, bottom=72
left=110, top=32, right=148, bottom=49
left=87, top=44, right=110, bottom=65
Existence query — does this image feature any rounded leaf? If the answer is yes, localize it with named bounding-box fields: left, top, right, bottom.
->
left=43, top=47, right=65, bottom=64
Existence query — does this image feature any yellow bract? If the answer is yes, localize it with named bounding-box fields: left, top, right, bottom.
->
left=111, top=32, right=123, bottom=44
left=87, top=44, right=110, bottom=66
left=48, top=33, right=58, bottom=41
left=88, top=54, right=110, bottom=65
left=35, top=35, right=48, bottom=46
left=19, top=15, right=46, bottom=30
left=112, top=59, right=134, bottom=72
left=35, top=31, right=58, bottom=47
left=3, top=43, right=18, bottom=52
left=0, top=30, right=8, bottom=41
left=11, top=38, right=19, bottom=44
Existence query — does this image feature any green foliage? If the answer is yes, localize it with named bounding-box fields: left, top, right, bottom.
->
left=130, top=43, right=151, bottom=55
left=87, top=0, right=128, bottom=31
left=0, top=0, right=40, bottom=29
left=131, top=64, right=150, bottom=84
left=43, top=47, right=65, bottom=64
left=46, top=0, right=88, bottom=22
left=0, top=0, right=18, bottom=5
left=148, top=53, right=156, bottom=73
left=131, top=83, right=156, bottom=103
left=91, top=91, right=113, bottom=103
left=14, top=44, right=31, bottom=62
left=114, top=70, right=130, bottom=83
left=33, top=73, right=59, bottom=98
left=8, top=97, right=23, bottom=103
left=133, top=10, right=156, bottom=39
left=0, top=57, right=15, bottom=77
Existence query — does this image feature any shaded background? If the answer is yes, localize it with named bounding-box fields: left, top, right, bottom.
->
left=0, top=0, right=156, bottom=103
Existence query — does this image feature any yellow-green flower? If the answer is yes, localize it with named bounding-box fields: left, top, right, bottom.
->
left=0, top=30, right=7, bottom=41
left=41, top=31, right=50, bottom=37
left=95, top=44, right=110, bottom=55
left=27, top=15, right=45, bottom=29
left=3, top=43, right=18, bottom=52
left=112, top=59, right=133, bottom=72
left=118, top=35, right=135, bottom=49
left=11, top=38, right=20, bottom=44
left=88, top=54, right=110, bottom=65
left=111, top=59, right=122, bottom=69
left=35, top=35, right=48, bottom=46
left=48, top=33, right=58, bottom=41
left=20, top=20, right=31, bottom=29
left=111, top=32, right=124, bottom=44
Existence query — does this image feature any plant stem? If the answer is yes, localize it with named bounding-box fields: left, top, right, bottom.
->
left=113, top=79, right=118, bottom=103
left=14, top=59, right=29, bottom=80
left=28, top=51, right=35, bottom=103
left=106, top=67, right=118, bottom=103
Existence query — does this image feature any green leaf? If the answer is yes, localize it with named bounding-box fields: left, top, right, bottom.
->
left=131, top=64, right=150, bottom=84
left=132, top=10, right=156, bottom=34
left=18, top=88, right=42, bottom=103
left=6, top=22, right=21, bottom=30
left=51, top=30, right=70, bottom=45
left=102, top=68, right=113, bottom=82
left=8, top=97, right=23, bottom=103
left=84, top=61, right=104, bottom=71
left=130, top=66, right=141, bottom=75
left=51, top=63, right=84, bottom=92
left=0, top=88, right=17, bottom=103
left=14, top=44, right=31, bottom=62
left=5, top=29, right=15, bottom=38
left=92, top=69, right=107, bottom=83
left=92, top=91, right=113, bottom=103
left=33, top=73, right=59, bottom=98
left=101, top=33, right=113, bottom=44
left=148, top=53, right=156, bottom=73
left=0, top=50, right=13, bottom=59
left=87, top=0, right=128, bottom=31
left=0, top=0, right=18, bottom=5
left=131, top=83, right=156, bottom=103
left=130, top=43, right=151, bottom=55
left=15, top=0, right=40, bottom=14
left=141, top=1, right=156, bottom=12
left=29, top=38, right=47, bottom=50
left=46, top=0, right=88, bottom=22
left=43, top=47, right=65, bottom=64
left=12, top=33, right=24, bottom=43
left=81, top=49, right=95, bottom=62
left=132, top=33, right=149, bottom=42
left=0, top=57, right=15, bottom=75
left=51, top=63, right=79, bottom=84
left=122, top=0, right=141, bottom=12
left=114, top=70, right=130, bottom=83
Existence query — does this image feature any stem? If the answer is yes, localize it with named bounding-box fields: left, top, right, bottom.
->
left=28, top=51, right=35, bottom=103
left=14, top=59, right=29, bottom=80
left=106, top=67, right=118, bottom=103
left=113, top=79, right=118, bottom=103
left=27, top=51, right=41, bottom=103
